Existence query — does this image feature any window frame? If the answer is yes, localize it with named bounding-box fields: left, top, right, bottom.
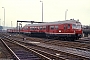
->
left=55, top=26, right=58, bottom=30
left=39, top=26, right=43, bottom=30
left=50, top=26, right=54, bottom=30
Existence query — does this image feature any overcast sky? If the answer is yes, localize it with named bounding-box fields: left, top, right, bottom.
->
left=0, top=0, right=90, bottom=27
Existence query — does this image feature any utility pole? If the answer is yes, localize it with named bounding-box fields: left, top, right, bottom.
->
left=2, top=7, right=5, bottom=26
left=11, top=21, right=12, bottom=27
left=65, top=9, right=68, bottom=20
left=0, top=19, right=1, bottom=26
left=40, top=1, right=43, bottom=22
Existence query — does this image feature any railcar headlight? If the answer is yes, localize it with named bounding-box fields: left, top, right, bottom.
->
left=59, top=30, right=61, bottom=32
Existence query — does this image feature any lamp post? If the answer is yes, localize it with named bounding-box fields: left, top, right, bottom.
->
left=2, top=7, right=5, bottom=26
left=0, top=19, right=1, bottom=26
left=65, top=9, right=68, bottom=20
left=40, top=1, right=43, bottom=22
left=11, top=21, right=12, bottom=27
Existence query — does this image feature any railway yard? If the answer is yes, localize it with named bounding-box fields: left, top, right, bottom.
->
left=0, top=33, right=90, bottom=60
left=0, top=0, right=90, bottom=59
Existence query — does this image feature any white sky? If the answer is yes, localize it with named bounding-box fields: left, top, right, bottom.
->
left=0, top=0, right=90, bottom=27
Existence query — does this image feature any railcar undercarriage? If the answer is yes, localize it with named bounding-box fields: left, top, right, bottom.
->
left=8, top=32, right=82, bottom=41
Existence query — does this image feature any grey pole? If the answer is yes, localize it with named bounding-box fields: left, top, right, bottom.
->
left=11, top=21, right=12, bottom=27
left=0, top=19, right=1, bottom=26
left=65, top=9, right=68, bottom=20
left=40, top=1, right=43, bottom=22
left=2, top=7, right=5, bottom=27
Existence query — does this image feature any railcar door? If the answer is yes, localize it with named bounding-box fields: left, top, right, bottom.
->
left=64, top=24, right=67, bottom=33
left=64, top=24, right=71, bottom=33
left=46, top=26, right=49, bottom=32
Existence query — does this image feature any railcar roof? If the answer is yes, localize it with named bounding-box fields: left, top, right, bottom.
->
left=24, top=20, right=81, bottom=27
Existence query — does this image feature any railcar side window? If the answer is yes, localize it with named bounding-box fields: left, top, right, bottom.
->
left=55, top=26, right=58, bottom=30
left=64, top=25, right=67, bottom=29
left=30, top=27, right=34, bottom=30
left=43, top=26, right=46, bottom=30
left=50, top=26, right=54, bottom=30
left=72, top=24, right=76, bottom=29
left=40, top=27, right=42, bottom=30
left=34, top=27, right=37, bottom=30
left=68, top=24, right=70, bottom=29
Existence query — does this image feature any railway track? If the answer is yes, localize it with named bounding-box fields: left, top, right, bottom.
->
left=75, top=37, right=90, bottom=43
left=1, top=36, right=68, bottom=60
left=29, top=37, right=90, bottom=52
left=3, top=33, right=90, bottom=52
left=0, top=37, right=13, bottom=59
left=10, top=34, right=90, bottom=52
left=0, top=38, right=42, bottom=60
left=1, top=33, right=90, bottom=60
left=3, top=34, right=90, bottom=60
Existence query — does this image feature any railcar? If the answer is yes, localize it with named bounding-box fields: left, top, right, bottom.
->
left=7, top=29, right=13, bottom=33
left=20, top=25, right=30, bottom=35
left=22, top=19, right=82, bottom=40
left=7, top=19, right=82, bottom=41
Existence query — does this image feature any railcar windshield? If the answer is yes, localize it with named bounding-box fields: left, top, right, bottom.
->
left=77, top=25, right=81, bottom=29
left=72, top=24, right=81, bottom=29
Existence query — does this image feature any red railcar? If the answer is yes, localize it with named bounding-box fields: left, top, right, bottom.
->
left=22, top=19, right=82, bottom=40
left=20, top=25, right=30, bottom=35
left=7, top=19, right=82, bottom=40
left=7, top=29, right=13, bottom=33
